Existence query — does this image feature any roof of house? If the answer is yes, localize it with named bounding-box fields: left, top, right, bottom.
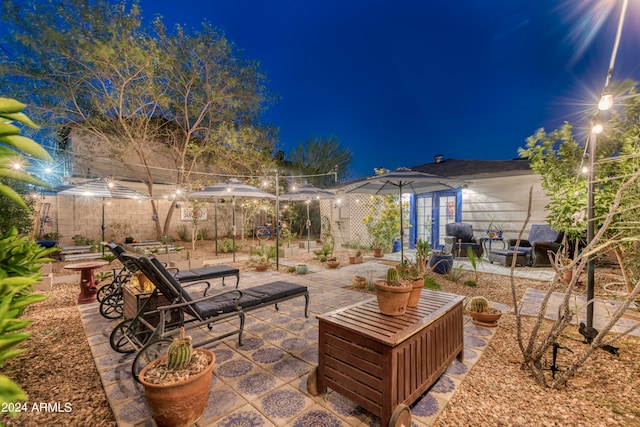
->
left=410, top=157, right=533, bottom=179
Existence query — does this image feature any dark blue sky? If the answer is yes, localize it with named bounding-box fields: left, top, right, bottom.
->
left=138, top=0, right=640, bottom=179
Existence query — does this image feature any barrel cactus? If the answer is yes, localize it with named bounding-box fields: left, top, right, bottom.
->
left=468, top=296, right=489, bottom=313
left=167, top=327, right=193, bottom=370
left=386, top=267, right=400, bottom=284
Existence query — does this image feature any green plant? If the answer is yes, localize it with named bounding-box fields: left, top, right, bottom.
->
left=463, top=279, right=477, bottom=287
left=167, top=327, right=192, bottom=370
left=218, top=238, right=240, bottom=253
left=367, top=279, right=376, bottom=292
left=96, top=271, right=114, bottom=282
left=287, top=266, right=296, bottom=273
left=196, top=227, right=210, bottom=241
left=355, top=250, right=361, bottom=257
left=468, top=296, right=489, bottom=313
left=176, top=225, right=190, bottom=241
left=0, top=227, right=55, bottom=414
left=424, top=276, right=440, bottom=290
left=385, top=267, right=399, bottom=284
left=313, top=245, right=332, bottom=260
left=72, top=234, right=95, bottom=246
left=250, top=244, right=276, bottom=265
left=101, top=254, right=117, bottom=263
left=467, top=247, right=479, bottom=283
left=446, top=265, right=465, bottom=282
left=42, top=232, right=60, bottom=241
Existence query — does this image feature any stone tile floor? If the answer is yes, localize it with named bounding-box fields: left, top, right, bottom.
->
left=78, top=258, right=500, bottom=427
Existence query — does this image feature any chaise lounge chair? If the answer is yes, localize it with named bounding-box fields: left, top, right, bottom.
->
left=109, top=253, right=309, bottom=380
left=98, top=242, right=240, bottom=319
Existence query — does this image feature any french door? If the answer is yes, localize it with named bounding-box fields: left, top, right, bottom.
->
left=415, top=191, right=460, bottom=250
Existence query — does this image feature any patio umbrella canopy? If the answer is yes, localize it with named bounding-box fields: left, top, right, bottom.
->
left=280, top=184, right=335, bottom=253
left=343, top=167, right=467, bottom=261
left=56, top=178, right=150, bottom=251
left=187, top=178, right=275, bottom=262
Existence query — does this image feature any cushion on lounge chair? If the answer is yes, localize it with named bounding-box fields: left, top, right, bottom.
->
left=191, top=281, right=308, bottom=317
left=174, top=265, right=239, bottom=283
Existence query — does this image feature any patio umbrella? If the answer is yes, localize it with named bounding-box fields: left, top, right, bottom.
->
left=343, top=167, right=467, bottom=261
left=187, top=178, right=275, bottom=262
left=280, top=184, right=335, bottom=253
left=56, top=178, right=150, bottom=252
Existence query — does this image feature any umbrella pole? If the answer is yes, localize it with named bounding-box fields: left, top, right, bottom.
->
left=399, top=185, right=404, bottom=262
left=306, top=202, right=311, bottom=253
left=101, top=198, right=105, bottom=254
left=214, top=201, right=218, bottom=256
left=232, top=197, right=236, bottom=263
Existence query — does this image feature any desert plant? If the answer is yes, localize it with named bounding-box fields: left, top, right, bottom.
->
left=41, top=232, right=60, bottom=241
left=218, top=238, right=240, bottom=253
left=72, top=234, right=96, bottom=246
left=467, top=247, right=479, bottom=283
left=385, top=267, right=400, bottom=285
left=287, top=266, right=296, bottom=273
left=468, top=296, right=489, bottom=313
left=101, top=254, right=117, bottom=263
left=463, top=279, right=477, bottom=287
left=167, top=327, right=193, bottom=370
left=446, top=265, right=465, bottom=282
left=176, top=225, right=190, bottom=241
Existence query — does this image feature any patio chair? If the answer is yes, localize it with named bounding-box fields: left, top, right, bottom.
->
left=98, top=242, right=240, bottom=319
left=443, top=222, right=482, bottom=257
left=489, top=224, right=563, bottom=267
left=109, top=254, right=309, bottom=381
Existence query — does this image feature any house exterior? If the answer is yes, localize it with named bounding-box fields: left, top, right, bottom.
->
left=321, top=157, right=551, bottom=251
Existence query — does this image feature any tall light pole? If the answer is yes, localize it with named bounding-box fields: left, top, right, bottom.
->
left=586, top=0, right=629, bottom=331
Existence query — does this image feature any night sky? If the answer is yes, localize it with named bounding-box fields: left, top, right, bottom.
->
left=137, top=0, right=639, bottom=178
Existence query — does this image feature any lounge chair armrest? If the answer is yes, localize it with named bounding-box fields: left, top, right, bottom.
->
left=509, top=239, right=531, bottom=247
left=181, top=280, right=212, bottom=296
left=157, top=289, right=243, bottom=311
left=532, top=241, right=562, bottom=252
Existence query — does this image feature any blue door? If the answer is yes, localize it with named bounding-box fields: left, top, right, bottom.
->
left=414, top=190, right=461, bottom=250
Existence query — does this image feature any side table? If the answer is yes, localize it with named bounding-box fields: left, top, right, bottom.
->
left=482, top=238, right=506, bottom=259
left=64, top=260, right=109, bottom=304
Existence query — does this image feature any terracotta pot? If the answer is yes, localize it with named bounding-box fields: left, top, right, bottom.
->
left=468, top=309, right=502, bottom=327
left=352, top=275, right=368, bottom=289
left=373, top=247, right=384, bottom=258
left=405, top=278, right=424, bottom=307
left=561, top=269, right=573, bottom=284
left=349, top=256, right=363, bottom=264
left=374, top=280, right=412, bottom=316
left=139, top=349, right=215, bottom=427
left=256, top=264, right=269, bottom=272
left=326, top=261, right=340, bottom=269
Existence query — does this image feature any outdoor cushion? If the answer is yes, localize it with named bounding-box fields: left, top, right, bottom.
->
left=174, top=265, right=239, bottom=286
left=443, top=223, right=482, bottom=257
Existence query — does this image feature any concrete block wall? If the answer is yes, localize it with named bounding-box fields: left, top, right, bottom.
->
left=39, top=195, right=238, bottom=245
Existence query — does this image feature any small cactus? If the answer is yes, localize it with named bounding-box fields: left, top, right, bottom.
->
left=167, top=327, right=193, bottom=370
left=468, top=296, right=489, bottom=313
left=386, top=268, right=399, bottom=284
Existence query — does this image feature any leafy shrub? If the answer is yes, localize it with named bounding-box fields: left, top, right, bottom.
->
left=464, top=279, right=477, bottom=287
left=176, top=225, right=190, bottom=241
left=287, top=266, right=297, bottom=273
left=446, top=265, right=465, bottom=283
left=196, top=227, right=210, bottom=240
left=72, top=234, right=96, bottom=246
left=218, top=238, right=241, bottom=253
left=0, top=227, right=55, bottom=414
left=424, top=276, right=440, bottom=290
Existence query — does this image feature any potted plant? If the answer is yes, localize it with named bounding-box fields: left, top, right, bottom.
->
left=399, top=260, right=424, bottom=307
left=352, top=275, right=368, bottom=289
left=251, top=244, right=275, bottom=271
left=466, top=296, right=503, bottom=327
left=374, top=268, right=412, bottom=316
left=37, top=232, right=60, bottom=248
left=138, top=327, right=215, bottom=427
left=326, top=259, right=340, bottom=269
left=349, top=250, right=363, bottom=264
left=296, top=263, right=308, bottom=274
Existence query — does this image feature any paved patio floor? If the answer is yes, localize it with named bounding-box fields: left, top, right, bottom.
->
left=78, top=257, right=502, bottom=427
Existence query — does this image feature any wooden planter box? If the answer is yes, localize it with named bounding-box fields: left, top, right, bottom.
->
left=316, top=290, right=464, bottom=426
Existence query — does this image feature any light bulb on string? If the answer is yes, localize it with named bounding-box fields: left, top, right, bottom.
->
left=598, top=93, right=613, bottom=111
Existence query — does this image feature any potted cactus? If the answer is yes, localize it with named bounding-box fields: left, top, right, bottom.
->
left=138, top=327, right=215, bottom=427
left=349, top=250, right=363, bottom=264
left=466, top=296, right=503, bottom=327
left=374, top=268, right=412, bottom=316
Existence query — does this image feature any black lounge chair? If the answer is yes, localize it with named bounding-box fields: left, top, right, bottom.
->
left=109, top=254, right=309, bottom=380
left=98, top=242, right=240, bottom=319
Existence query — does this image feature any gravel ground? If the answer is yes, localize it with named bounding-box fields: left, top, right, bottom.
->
left=2, top=241, right=639, bottom=426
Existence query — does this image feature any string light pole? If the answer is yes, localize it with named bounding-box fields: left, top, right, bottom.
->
left=585, top=0, right=628, bottom=331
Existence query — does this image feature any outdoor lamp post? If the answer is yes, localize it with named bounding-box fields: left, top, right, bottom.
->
left=584, top=0, right=628, bottom=331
